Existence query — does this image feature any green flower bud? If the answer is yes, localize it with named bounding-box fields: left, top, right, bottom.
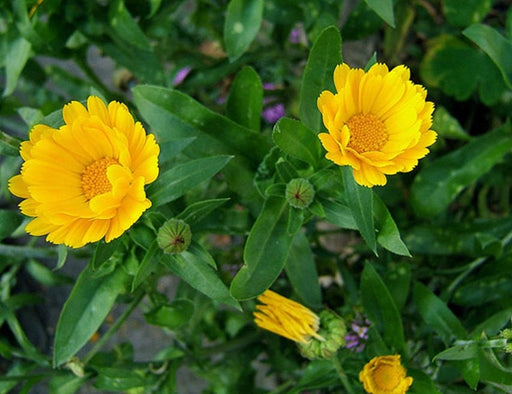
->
left=157, top=218, right=192, bottom=254
left=285, top=178, right=315, bottom=209
left=66, top=357, right=85, bottom=377
left=500, top=328, right=512, bottom=340
left=297, top=310, right=346, bottom=360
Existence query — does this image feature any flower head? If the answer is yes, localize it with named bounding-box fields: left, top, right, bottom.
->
left=9, top=96, right=159, bottom=248
left=253, top=290, right=324, bottom=343
left=359, top=355, right=413, bottom=394
left=317, top=63, right=437, bottom=187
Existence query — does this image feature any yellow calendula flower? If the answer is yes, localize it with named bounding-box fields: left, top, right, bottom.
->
left=253, top=290, right=325, bottom=343
left=359, top=355, right=413, bottom=394
left=9, top=96, right=159, bottom=248
left=317, top=63, right=437, bottom=187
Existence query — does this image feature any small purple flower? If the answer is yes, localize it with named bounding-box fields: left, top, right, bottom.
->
left=344, top=315, right=371, bottom=353
left=262, top=103, right=285, bottom=124
left=289, top=24, right=306, bottom=45
left=172, top=66, right=192, bottom=86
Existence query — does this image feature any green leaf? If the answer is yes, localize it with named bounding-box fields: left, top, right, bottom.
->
left=148, top=155, right=232, bottom=207
left=290, top=359, right=338, bottom=393
left=230, top=197, right=297, bottom=300
left=479, top=347, right=512, bottom=388
left=109, top=0, right=150, bottom=49
left=0, top=129, right=22, bottom=156
left=91, top=238, right=125, bottom=272
left=470, top=308, right=512, bottom=337
left=434, top=342, right=478, bottom=361
left=158, top=137, right=195, bottom=165
left=361, top=263, right=405, bottom=352
left=93, top=367, right=147, bottom=391
left=0, top=210, right=22, bottom=241
left=432, top=106, right=471, bottom=141
left=273, top=118, right=323, bottom=168
left=342, top=167, right=377, bottom=255
left=161, top=252, right=240, bottom=310
left=413, top=282, right=466, bottom=346
left=420, top=34, right=505, bottom=105
left=53, top=263, right=129, bottom=366
left=408, top=369, right=442, bottom=394
left=133, top=85, right=271, bottom=200
left=443, top=0, right=492, bottom=27
left=224, top=0, right=264, bottom=61
left=374, top=194, right=410, bottom=256
left=177, top=198, right=230, bottom=227
left=299, top=26, right=342, bottom=132
left=411, top=122, right=512, bottom=217
left=463, top=23, right=512, bottom=89
left=405, top=217, right=512, bottom=257
left=25, top=260, right=73, bottom=287
left=131, top=241, right=161, bottom=291
left=384, top=262, right=412, bottom=311
left=3, top=36, right=31, bottom=97
left=284, top=232, right=322, bottom=308
left=226, top=66, right=262, bottom=131
left=49, top=373, right=89, bottom=394
left=144, top=299, right=194, bottom=329
left=321, top=199, right=357, bottom=230
left=364, top=0, right=395, bottom=27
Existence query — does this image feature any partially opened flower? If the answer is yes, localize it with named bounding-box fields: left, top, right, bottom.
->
left=317, top=63, right=437, bottom=187
left=359, top=355, right=413, bottom=394
left=253, top=290, right=346, bottom=359
left=9, top=96, right=159, bottom=248
left=253, top=290, right=324, bottom=343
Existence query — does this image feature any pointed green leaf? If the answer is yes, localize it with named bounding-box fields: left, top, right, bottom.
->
left=3, top=36, right=31, bottom=97
left=411, top=122, right=512, bottom=217
left=299, top=26, right=342, bottom=132
left=161, top=252, right=240, bottom=310
left=177, top=198, right=230, bottom=227
left=226, top=66, right=262, bottom=130
left=342, top=167, right=377, bottom=254
left=413, top=282, right=466, bottom=345
left=284, top=232, right=322, bottom=308
left=361, top=263, right=405, bottom=352
left=463, top=23, right=512, bottom=89
left=0, top=210, right=22, bottom=241
left=273, top=118, right=323, bottom=167
left=109, top=0, right=150, bottom=49
left=230, top=197, right=297, bottom=300
left=224, top=0, right=264, bottom=61
left=374, top=194, right=410, bottom=256
left=148, top=155, right=232, bottom=207
left=364, top=0, right=395, bottom=27
left=53, top=263, right=129, bottom=366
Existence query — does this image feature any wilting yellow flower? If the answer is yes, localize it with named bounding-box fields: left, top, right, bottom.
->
left=359, top=355, right=413, bottom=394
left=317, top=63, right=437, bottom=187
left=9, top=96, right=159, bottom=248
left=253, top=290, right=325, bottom=343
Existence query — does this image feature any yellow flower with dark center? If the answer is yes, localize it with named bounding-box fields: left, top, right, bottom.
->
left=253, top=290, right=325, bottom=343
left=8, top=96, right=159, bottom=248
left=359, top=355, right=413, bottom=394
left=317, top=63, right=437, bottom=187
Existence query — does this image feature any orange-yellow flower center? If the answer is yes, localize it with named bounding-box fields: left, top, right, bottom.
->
left=346, top=113, right=388, bottom=153
left=81, top=157, right=119, bottom=200
left=373, top=364, right=401, bottom=390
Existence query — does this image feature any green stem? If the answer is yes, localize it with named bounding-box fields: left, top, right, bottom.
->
left=82, top=289, right=145, bottom=365
left=331, top=355, right=355, bottom=394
